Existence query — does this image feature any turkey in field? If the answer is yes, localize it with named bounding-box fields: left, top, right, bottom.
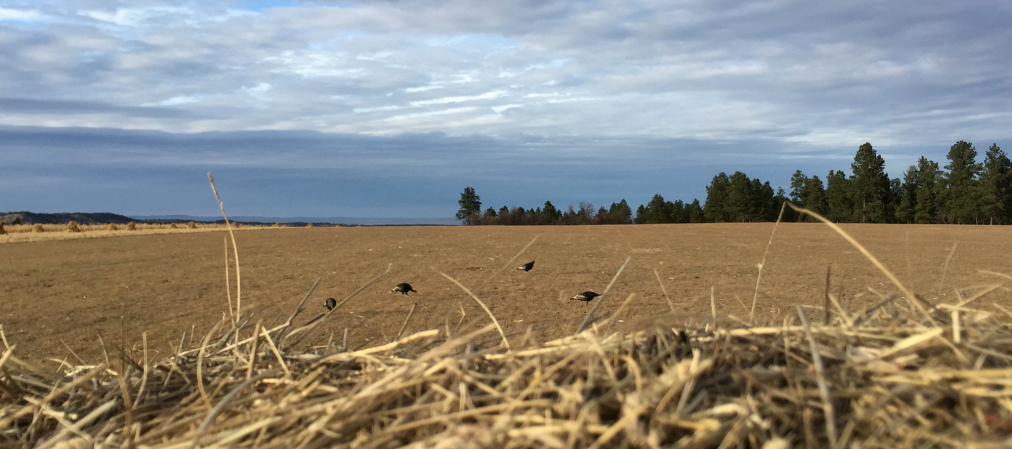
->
left=324, top=297, right=337, bottom=310
left=517, top=260, right=535, bottom=272
left=570, top=291, right=600, bottom=304
left=392, top=283, right=417, bottom=295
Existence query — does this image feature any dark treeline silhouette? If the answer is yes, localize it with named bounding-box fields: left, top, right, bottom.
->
left=459, top=198, right=635, bottom=225
left=458, top=141, right=1012, bottom=225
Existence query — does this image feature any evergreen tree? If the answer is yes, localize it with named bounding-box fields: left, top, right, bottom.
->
left=644, top=194, right=670, bottom=224
left=943, top=140, right=982, bottom=224
left=724, top=172, right=757, bottom=222
left=634, top=205, right=648, bottom=224
left=914, top=157, right=942, bottom=224
left=758, top=180, right=777, bottom=221
left=687, top=199, right=705, bottom=223
left=773, top=188, right=791, bottom=221
left=895, top=164, right=919, bottom=224
left=825, top=170, right=853, bottom=222
left=789, top=170, right=807, bottom=203
left=608, top=200, right=633, bottom=224
left=704, top=173, right=730, bottom=222
left=850, top=143, right=891, bottom=223
left=456, top=187, right=482, bottom=225
left=542, top=201, right=561, bottom=224
left=978, top=143, right=1012, bottom=224
left=799, top=175, right=827, bottom=220
left=670, top=200, right=687, bottom=223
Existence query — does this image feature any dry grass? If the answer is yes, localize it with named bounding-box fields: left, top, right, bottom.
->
left=2, top=279, right=1011, bottom=448
left=126, top=221, right=136, bottom=231
left=108, top=223, right=119, bottom=231
left=0, top=222, right=6, bottom=235
left=306, top=222, right=314, bottom=228
left=64, top=221, right=81, bottom=233
left=188, top=221, right=197, bottom=229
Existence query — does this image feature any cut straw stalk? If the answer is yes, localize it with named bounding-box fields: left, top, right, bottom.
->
left=437, top=270, right=510, bottom=350
left=750, top=201, right=786, bottom=323
left=786, top=202, right=933, bottom=326
left=208, top=173, right=242, bottom=323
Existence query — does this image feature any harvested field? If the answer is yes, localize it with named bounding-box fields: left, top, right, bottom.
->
left=3, top=222, right=1012, bottom=447
left=0, top=222, right=262, bottom=244
left=2, top=223, right=1011, bottom=366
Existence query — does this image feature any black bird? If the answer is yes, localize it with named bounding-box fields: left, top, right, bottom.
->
left=517, top=260, right=535, bottom=272
left=392, top=283, right=417, bottom=295
left=570, top=291, right=600, bottom=304
left=324, top=297, right=337, bottom=311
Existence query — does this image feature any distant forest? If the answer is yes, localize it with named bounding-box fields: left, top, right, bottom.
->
left=458, top=141, right=1012, bottom=226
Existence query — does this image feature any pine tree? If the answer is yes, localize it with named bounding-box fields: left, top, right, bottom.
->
left=634, top=205, right=648, bottom=224
left=607, top=200, right=633, bottom=224
left=978, top=143, right=1012, bottom=224
left=943, top=141, right=982, bottom=224
left=800, top=175, right=827, bottom=219
left=704, top=173, right=730, bottom=222
left=825, top=170, right=853, bottom=223
left=645, top=194, right=670, bottom=224
left=850, top=143, right=891, bottom=223
left=789, top=170, right=807, bottom=203
left=542, top=201, right=561, bottom=224
left=687, top=199, right=705, bottom=223
left=895, top=164, right=919, bottom=224
left=914, top=157, right=942, bottom=224
left=456, top=187, right=482, bottom=225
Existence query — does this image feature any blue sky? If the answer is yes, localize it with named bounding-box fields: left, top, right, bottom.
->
left=1, top=0, right=1010, bottom=218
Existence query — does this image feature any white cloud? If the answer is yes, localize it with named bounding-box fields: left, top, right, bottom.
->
left=410, top=90, right=507, bottom=106
left=0, top=8, right=43, bottom=22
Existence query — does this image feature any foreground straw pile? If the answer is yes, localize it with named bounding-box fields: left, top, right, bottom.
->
left=2, top=289, right=1012, bottom=449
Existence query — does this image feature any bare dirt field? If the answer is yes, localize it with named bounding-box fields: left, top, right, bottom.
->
left=2, top=223, right=1012, bottom=365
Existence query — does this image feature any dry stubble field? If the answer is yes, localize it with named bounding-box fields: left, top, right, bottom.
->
left=2, top=223, right=1012, bottom=364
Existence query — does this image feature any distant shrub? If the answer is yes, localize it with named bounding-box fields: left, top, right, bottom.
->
left=306, top=222, right=314, bottom=228
left=32, top=224, right=44, bottom=233
left=0, top=222, right=6, bottom=235
left=188, top=221, right=197, bottom=229
left=108, top=224, right=119, bottom=231
left=65, top=221, right=82, bottom=233
left=127, top=222, right=137, bottom=231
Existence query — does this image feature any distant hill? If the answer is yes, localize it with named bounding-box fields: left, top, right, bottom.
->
left=0, top=211, right=138, bottom=225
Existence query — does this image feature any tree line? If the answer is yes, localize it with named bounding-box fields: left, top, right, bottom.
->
left=457, top=141, right=1011, bottom=225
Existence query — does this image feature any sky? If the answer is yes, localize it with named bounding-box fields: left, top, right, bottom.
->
left=1, top=0, right=1010, bottom=219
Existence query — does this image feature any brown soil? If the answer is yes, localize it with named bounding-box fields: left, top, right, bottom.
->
left=2, top=223, right=1011, bottom=365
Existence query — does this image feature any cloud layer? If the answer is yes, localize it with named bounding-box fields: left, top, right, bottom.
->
left=1, top=0, right=1010, bottom=216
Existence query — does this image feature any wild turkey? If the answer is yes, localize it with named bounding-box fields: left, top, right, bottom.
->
left=570, top=291, right=600, bottom=304
left=324, top=297, right=337, bottom=310
left=392, top=283, right=417, bottom=295
left=516, top=260, right=535, bottom=272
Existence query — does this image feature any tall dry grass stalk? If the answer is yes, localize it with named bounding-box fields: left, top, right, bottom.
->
left=188, top=221, right=197, bottom=229
left=107, top=223, right=118, bottom=231
left=32, top=224, right=44, bottom=233
left=208, top=173, right=242, bottom=323
left=64, top=221, right=81, bottom=233
left=126, top=221, right=136, bottom=231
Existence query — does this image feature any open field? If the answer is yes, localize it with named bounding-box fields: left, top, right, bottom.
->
left=0, top=222, right=272, bottom=244
left=2, top=223, right=1012, bottom=364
